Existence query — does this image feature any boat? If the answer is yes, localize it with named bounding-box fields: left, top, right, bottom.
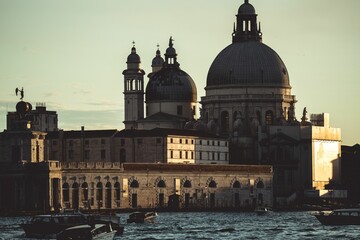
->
left=20, top=211, right=123, bottom=238
left=56, top=223, right=116, bottom=240
left=314, top=208, right=360, bottom=225
left=127, top=211, right=157, bottom=223
left=20, top=211, right=88, bottom=238
left=254, top=207, right=272, bottom=215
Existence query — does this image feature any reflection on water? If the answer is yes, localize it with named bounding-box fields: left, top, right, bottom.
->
left=1, top=212, right=359, bottom=240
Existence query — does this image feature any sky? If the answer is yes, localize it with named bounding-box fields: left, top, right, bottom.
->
left=0, top=0, right=359, bottom=146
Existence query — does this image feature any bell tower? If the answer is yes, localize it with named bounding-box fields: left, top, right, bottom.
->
left=122, top=43, right=145, bottom=129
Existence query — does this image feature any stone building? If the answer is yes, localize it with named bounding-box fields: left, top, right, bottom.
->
left=0, top=161, right=272, bottom=213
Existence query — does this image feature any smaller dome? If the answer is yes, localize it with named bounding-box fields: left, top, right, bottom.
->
left=165, top=37, right=177, bottom=57
left=127, top=46, right=140, bottom=63
left=152, top=49, right=164, bottom=67
left=16, top=101, right=32, bottom=115
left=165, top=47, right=176, bottom=56
left=238, top=0, right=256, bottom=15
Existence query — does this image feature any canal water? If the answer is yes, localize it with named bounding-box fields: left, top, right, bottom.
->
left=0, top=211, right=359, bottom=239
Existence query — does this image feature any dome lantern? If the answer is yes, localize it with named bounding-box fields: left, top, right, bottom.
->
left=164, top=37, right=179, bottom=67
left=233, top=0, right=262, bottom=43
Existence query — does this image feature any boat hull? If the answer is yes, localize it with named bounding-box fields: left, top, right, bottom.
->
left=315, top=215, right=360, bottom=225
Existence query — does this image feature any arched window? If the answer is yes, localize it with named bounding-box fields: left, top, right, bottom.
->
left=233, top=181, right=241, bottom=189
left=209, top=180, right=217, bottom=188
left=105, top=182, right=111, bottom=209
left=277, top=147, right=284, bottom=162
left=81, top=182, right=88, bottom=203
left=120, top=149, right=126, bottom=163
left=72, top=182, right=79, bottom=209
left=265, top=110, right=274, bottom=126
left=256, top=111, right=262, bottom=125
left=256, top=181, right=264, bottom=189
left=96, top=182, right=103, bottom=202
left=157, top=180, right=166, bottom=188
left=63, top=183, right=69, bottom=202
left=130, top=180, right=139, bottom=188
left=183, top=180, right=192, bottom=188
left=114, top=182, right=120, bottom=204
left=221, top=111, right=229, bottom=133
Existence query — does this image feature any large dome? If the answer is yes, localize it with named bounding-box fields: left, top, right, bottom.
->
left=206, top=41, right=290, bottom=88
left=146, top=68, right=197, bottom=102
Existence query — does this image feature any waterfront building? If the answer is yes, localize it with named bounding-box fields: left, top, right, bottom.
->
left=0, top=0, right=346, bottom=213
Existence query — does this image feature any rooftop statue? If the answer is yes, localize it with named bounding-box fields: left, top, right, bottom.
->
left=15, top=87, right=24, bottom=101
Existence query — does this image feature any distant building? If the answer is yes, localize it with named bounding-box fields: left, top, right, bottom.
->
left=7, top=102, right=58, bottom=132
left=341, top=144, right=360, bottom=203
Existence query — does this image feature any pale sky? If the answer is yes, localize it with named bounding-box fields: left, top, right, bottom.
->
left=0, top=0, right=359, bottom=146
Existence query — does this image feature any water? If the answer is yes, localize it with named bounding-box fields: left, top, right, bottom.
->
left=0, top=211, right=359, bottom=240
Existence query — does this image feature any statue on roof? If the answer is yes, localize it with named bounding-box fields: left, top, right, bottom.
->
left=15, top=87, right=24, bottom=101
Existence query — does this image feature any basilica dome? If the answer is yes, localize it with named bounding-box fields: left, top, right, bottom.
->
left=206, top=0, right=290, bottom=89
left=146, top=37, right=197, bottom=102
left=206, top=41, right=290, bottom=87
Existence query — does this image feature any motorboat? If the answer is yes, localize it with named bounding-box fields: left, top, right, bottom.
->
left=314, top=208, right=360, bottom=225
left=20, top=211, right=88, bottom=238
left=254, top=207, right=272, bottom=215
left=20, top=211, right=124, bottom=238
left=56, top=223, right=116, bottom=240
left=127, top=211, right=157, bottom=223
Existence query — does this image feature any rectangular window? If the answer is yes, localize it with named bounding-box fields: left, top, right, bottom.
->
left=185, top=151, right=188, bottom=159
left=200, top=140, right=202, bottom=145
left=69, top=150, right=74, bottom=160
left=120, top=139, right=125, bottom=146
left=52, top=151, right=58, bottom=160
left=180, top=139, right=182, bottom=144
left=218, top=152, right=220, bottom=160
left=218, top=141, right=220, bottom=146
left=185, top=139, right=188, bottom=144
left=207, top=140, right=210, bottom=145
left=212, top=152, right=215, bottom=160
left=212, top=141, right=215, bottom=146
left=199, top=151, right=202, bottom=159
left=101, top=150, right=106, bottom=159
left=191, top=151, right=194, bottom=159
left=191, top=140, right=194, bottom=144
left=225, top=142, right=228, bottom=147
left=177, top=105, right=183, bottom=116
left=84, top=150, right=90, bottom=159
left=180, top=151, right=182, bottom=159
left=170, top=150, right=173, bottom=158
left=170, top=138, right=173, bottom=143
